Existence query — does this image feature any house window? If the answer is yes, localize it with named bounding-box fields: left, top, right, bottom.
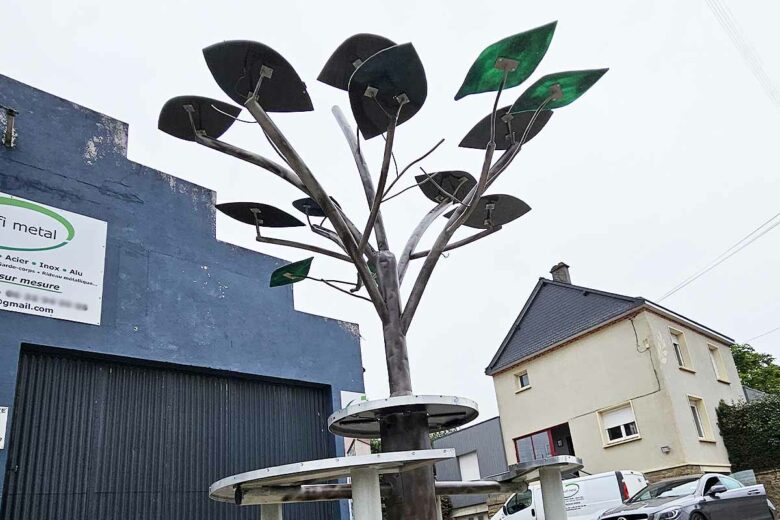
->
left=515, top=430, right=554, bottom=462
left=515, top=370, right=531, bottom=391
left=708, top=344, right=729, bottom=382
left=669, top=329, right=693, bottom=370
left=599, top=403, right=640, bottom=444
left=688, top=396, right=713, bottom=440
left=457, top=451, right=481, bottom=482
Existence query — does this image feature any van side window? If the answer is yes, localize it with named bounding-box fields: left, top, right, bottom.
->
left=505, top=490, right=532, bottom=514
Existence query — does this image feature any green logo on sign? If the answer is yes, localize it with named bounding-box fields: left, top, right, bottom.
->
left=563, top=483, right=580, bottom=498
left=0, top=196, right=75, bottom=251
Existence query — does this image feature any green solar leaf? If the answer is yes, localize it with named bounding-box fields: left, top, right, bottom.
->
left=454, top=22, right=557, bottom=101
left=269, top=257, right=313, bottom=287
left=509, top=69, right=608, bottom=113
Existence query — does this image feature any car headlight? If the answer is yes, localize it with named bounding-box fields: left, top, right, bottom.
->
left=655, top=508, right=682, bottom=520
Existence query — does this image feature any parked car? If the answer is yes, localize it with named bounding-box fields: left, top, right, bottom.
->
left=492, top=470, right=647, bottom=520
left=598, top=473, right=776, bottom=520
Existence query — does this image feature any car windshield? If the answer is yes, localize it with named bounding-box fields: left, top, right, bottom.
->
left=628, top=477, right=699, bottom=502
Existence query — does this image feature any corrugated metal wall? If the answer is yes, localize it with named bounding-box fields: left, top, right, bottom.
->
left=1, top=347, right=338, bottom=520
left=433, top=417, right=508, bottom=509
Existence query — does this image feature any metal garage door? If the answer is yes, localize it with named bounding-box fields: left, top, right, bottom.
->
left=1, top=347, right=338, bottom=520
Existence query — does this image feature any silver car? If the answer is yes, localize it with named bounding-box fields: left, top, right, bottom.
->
left=599, top=473, right=776, bottom=520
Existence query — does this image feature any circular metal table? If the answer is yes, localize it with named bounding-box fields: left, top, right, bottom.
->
left=209, top=449, right=455, bottom=520
left=327, top=395, right=479, bottom=438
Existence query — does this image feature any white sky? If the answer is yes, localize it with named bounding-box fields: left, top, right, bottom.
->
left=4, top=1, right=779, bottom=418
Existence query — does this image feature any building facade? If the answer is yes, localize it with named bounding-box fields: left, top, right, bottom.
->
left=487, top=264, right=745, bottom=481
left=433, top=417, right=508, bottom=520
left=0, top=75, right=363, bottom=520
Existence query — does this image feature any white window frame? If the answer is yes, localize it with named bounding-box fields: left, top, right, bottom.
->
left=597, top=401, right=641, bottom=447
left=687, top=394, right=715, bottom=442
left=669, top=328, right=694, bottom=372
left=514, top=370, right=531, bottom=393
left=708, top=344, right=730, bottom=383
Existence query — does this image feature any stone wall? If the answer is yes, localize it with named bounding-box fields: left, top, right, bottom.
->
left=644, top=465, right=705, bottom=482
left=756, top=469, right=780, bottom=510
left=487, top=493, right=512, bottom=517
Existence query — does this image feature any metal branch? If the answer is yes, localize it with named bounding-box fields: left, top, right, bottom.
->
left=244, top=97, right=387, bottom=319
left=333, top=204, right=378, bottom=261
left=358, top=100, right=407, bottom=253
left=332, top=106, right=390, bottom=251
left=383, top=138, right=445, bottom=197
left=193, top=133, right=308, bottom=193
left=409, top=226, right=502, bottom=259
left=306, top=277, right=373, bottom=302
left=310, top=223, right=346, bottom=251
left=397, top=201, right=453, bottom=283
left=401, top=137, right=513, bottom=333
left=486, top=96, right=556, bottom=184
left=254, top=235, right=352, bottom=262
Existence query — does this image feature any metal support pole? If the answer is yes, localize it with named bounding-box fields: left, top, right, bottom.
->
left=351, top=468, right=382, bottom=520
left=539, top=466, right=566, bottom=520
left=381, top=412, right=437, bottom=520
left=260, top=503, right=282, bottom=520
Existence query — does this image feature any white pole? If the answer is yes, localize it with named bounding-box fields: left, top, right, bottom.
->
left=539, top=466, right=566, bottom=520
left=260, top=503, right=283, bottom=520
left=351, top=468, right=382, bottom=520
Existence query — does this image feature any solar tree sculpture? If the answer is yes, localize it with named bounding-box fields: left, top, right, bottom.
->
left=159, top=23, right=606, bottom=520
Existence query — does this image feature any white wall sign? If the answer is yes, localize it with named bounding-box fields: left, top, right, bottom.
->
left=0, top=192, right=107, bottom=325
left=0, top=407, right=7, bottom=450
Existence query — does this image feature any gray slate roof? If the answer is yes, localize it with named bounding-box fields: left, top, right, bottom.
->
left=485, top=279, right=644, bottom=375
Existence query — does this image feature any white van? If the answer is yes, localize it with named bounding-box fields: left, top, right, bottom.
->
left=491, top=470, right=647, bottom=520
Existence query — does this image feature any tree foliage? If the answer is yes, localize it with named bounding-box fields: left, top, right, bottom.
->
left=717, top=395, right=780, bottom=471
left=730, top=343, right=780, bottom=394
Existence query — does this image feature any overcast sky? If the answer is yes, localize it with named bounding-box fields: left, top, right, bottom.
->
left=4, top=1, right=779, bottom=418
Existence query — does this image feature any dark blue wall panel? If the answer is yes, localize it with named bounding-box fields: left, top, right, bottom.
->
left=0, top=74, right=363, bottom=519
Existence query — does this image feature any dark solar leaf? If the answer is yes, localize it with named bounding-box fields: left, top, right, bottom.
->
left=158, top=96, right=241, bottom=142
left=459, top=106, right=553, bottom=150
left=444, top=194, right=531, bottom=229
left=318, top=33, right=396, bottom=91
left=348, top=43, right=427, bottom=140
left=216, top=202, right=305, bottom=227
left=292, top=198, right=326, bottom=217
left=203, top=40, right=313, bottom=112
left=414, top=171, right=477, bottom=203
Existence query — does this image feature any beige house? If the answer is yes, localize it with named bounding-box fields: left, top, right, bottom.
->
left=486, top=263, right=746, bottom=480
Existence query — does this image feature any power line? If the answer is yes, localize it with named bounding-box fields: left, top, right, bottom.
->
left=746, top=325, right=780, bottom=343
left=658, top=211, right=780, bottom=301
left=704, top=0, right=780, bottom=110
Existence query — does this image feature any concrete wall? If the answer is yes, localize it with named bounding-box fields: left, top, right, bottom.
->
left=0, top=74, right=364, bottom=517
left=493, top=308, right=745, bottom=476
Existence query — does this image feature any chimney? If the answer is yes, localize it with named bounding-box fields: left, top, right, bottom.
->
left=550, top=262, right=571, bottom=284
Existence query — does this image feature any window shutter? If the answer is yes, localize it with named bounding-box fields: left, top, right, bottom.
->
left=602, top=405, right=635, bottom=429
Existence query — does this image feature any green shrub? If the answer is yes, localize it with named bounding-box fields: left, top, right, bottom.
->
left=717, top=394, right=780, bottom=471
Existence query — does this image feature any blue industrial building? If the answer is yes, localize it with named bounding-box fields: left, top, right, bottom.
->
left=0, top=74, right=363, bottom=520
